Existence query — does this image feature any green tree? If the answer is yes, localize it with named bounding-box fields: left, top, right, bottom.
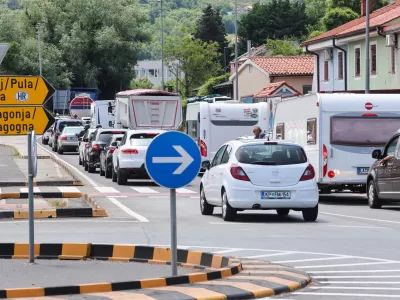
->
left=164, top=34, right=220, bottom=97
left=265, top=38, right=303, bottom=56
left=322, top=7, right=359, bottom=30
left=329, top=0, right=388, bottom=12
left=194, top=4, right=227, bottom=67
left=130, top=77, right=154, bottom=89
left=197, top=73, right=229, bottom=96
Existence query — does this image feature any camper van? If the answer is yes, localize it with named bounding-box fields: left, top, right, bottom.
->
left=90, top=100, right=114, bottom=128
left=186, top=101, right=269, bottom=164
left=273, top=93, right=400, bottom=193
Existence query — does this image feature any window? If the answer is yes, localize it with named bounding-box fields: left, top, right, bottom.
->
left=98, top=131, right=126, bottom=143
left=236, top=144, right=307, bottom=165
left=129, top=133, right=159, bottom=146
left=154, top=69, right=160, bottom=78
left=324, top=60, right=329, bottom=81
left=307, top=118, right=317, bottom=145
left=302, top=85, right=312, bottom=94
left=211, top=145, right=227, bottom=167
left=355, top=47, right=361, bottom=77
left=338, top=51, right=344, bottom=80
left=186, top=120, right=198, bottom=139
left=385, top=137, right=399, bottom=157
left=149, top=69, right=155, bottom=77
left=221, top=145, right=232, bottom=164
left=248, top=64, right=253, bottom=74
left=140, top=69, right=146, bottom=77
left=276, top=123, right=285, bottom=140
left=370, top=43, right=377, bottom=75
left=391, top=46, right=396, bottom=74
left=331, top=117, right=400, bottom=146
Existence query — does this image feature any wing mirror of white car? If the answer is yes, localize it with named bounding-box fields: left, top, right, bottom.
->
left=201, top=160, right=211, bottom=170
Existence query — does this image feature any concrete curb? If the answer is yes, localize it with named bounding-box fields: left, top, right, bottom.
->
left=0, top=192, right=107, bottom=219
left=0, top=243, right=243, bottom=298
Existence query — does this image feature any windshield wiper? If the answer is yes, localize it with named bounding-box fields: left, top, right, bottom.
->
left=249, top=161, right=277, bottom=165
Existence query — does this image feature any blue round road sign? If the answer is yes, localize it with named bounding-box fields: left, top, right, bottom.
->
left=145, top=131, right=201, bottom=189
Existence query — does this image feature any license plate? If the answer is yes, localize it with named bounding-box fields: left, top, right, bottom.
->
left=69, top=137, right=77, bottom=140
left=261, top=191, right=291, bottom=199
left=357, top=167, right=369, bottom=175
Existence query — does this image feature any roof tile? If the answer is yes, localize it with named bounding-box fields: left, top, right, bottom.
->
left=252, top=56, right=314, bottom=76
left=254, top=81, right=301, bottom=97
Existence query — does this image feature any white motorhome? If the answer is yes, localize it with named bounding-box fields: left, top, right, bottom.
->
left=273, top=93, right=400, bottom=193
left=111, top=89, right=182, bottom=130
left=90, top=100, right=114, bottom=128
left=186, top=101, right=269, bottom=163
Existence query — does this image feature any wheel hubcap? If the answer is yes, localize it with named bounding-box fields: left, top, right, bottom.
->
left=200, top=190, right=205, bottom=210
left=369, top=184, right=374, bottom=204
left=222, top=194, right=227, bottom=217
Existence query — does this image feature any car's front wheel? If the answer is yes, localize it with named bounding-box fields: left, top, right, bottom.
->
left=277, top=208, right=290, bottom=216
left=302, top=204, right=318, bottom=222
left=200, top=186, right=214, bottom=215
left=222, top=190, right=236, bottom=222
left=78, top=155, right=82, bottom=165
left=57, top=147, right=63, bottom=154
left=368, top=180, right=382, bottom=209
left=111, top=165, right=117, bottom=182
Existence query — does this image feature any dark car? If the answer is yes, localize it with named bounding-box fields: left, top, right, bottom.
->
left=85, top=128, right=127, bottom=173
left=50, top=119, right=83, bottom=152
left=99, top=134, right=124, bottom=178
left=367, top=131, right=400, bottom=209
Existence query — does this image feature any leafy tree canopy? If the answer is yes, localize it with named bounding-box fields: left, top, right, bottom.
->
left=265, top=38, right=303, bottom=56
left=130, top=77, right=154, bottom=89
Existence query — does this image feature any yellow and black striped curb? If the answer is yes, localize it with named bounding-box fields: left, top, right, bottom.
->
left=0, top=243, right=243, bottom=298
left=0, top=192, right=107, bottom=219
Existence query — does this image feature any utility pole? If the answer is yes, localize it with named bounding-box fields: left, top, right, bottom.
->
left=161, top=0, right=165, bottom=91
left=365, top=0, right=370, bottom=94
left=37, top=24, right=42, bottom=76
left=234, top=0, right=239, bottom=100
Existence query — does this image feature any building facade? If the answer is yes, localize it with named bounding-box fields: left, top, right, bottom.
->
left=134, top=60, right=182, bottom=89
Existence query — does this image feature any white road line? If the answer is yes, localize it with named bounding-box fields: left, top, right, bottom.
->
left=274, top=256, right=351, bottom=264
left=318, top=281, right=400, bottom=284
left=314, top=275, right=400, bottom=279
left=326, top=225, right=388, bottom=229
left=213, top=249, right=244, bottom=254
left=37, top=142, right=98, bottom=187
left=110, top=196, right=127, bottom=198
left=107, top=197, right=149, bottom=222
left=312, top=269, right=400, bottom=274
left=310, top=286, right=400, bottom=291
left=293, top=292, right=400, bottom=298
left=131, top=187, right=159, bottom=194
left=321, top=212, right=400, bottom=225
left=190, top=196, right=199, bottom=199
left=0, top=188, right=2, bottom=194
left=245, top=252, right=296, bottom=259
left=20, top=187, right=41, bottom=193
left=0, top=220, right=141, bottom=224
left=57, top=186, right=80, bottom=193
left=176, top=188, right=196, bottom=194
left=301, top=261, right=397, bottom=269
left=95, top=187, right=120, bottom=193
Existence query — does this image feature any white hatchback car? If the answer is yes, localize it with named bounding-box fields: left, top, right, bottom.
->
left=200, top=139, right=319, bottom=222
left=112, top=129, right=166, bottom=185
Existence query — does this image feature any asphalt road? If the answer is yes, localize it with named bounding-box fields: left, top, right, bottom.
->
left=2, top=140, right=400, bottom=299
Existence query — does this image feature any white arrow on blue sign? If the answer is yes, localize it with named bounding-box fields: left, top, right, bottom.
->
left=145, top=131, right=201, bottom=189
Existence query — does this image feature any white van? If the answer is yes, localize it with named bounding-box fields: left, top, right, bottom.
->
left=186, top=101, right=269, bottom=164
left=90, top=100, right=114, bottom=129
left=273, top=93, right=400, bottom=193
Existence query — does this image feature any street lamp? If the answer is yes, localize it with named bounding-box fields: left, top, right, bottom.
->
left=160, top=0, right=165, bottom=91
left=234, top=0, right=239, bottom=100
left=365, top=0, right=370, bottom=94
left=37, top=24, right=43, bottom=77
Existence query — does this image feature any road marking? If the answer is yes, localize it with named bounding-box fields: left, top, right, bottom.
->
left=311, top=286, right=400, bottom=290
left=245, top=252, right=296, bottom=259
left=0, top=220, right=141, bottom=224
left=293, top=292, right=400, bottom=298
left=57, top=186, right=80, bottom=193
left=131, top=187, right=159, bottom=194
left=301, top=261, right=398, bottom=269
left=314, top=275, right=400, bottom=279
left=274, top=256, right=351, bottom=264
left=176, top=188, right=196, bottom=194
left=37, top=142, right=98, bottom=187
left=321, top=212, right=400, bottom=225
left=95, top=187, right=119, bottom=193
left=20, top=187, right=40, bottom=193
left=326, top=225, right=388, bottom=229
left=213, top=249, right=244, bottom=254
left=318, top=281, right=400, bottom=284
left=107, top=197, right=149, bottom=222
left=312, top=269, right=400, bottom=274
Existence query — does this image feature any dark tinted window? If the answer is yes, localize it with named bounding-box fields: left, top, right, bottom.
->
left=221, top=145, right=232, bottom=164
left=98, top=131, right=125, bottom=143
left=129, top=133, right=159, bottom=146
left=236, top=144, right=307, bottom=165
left=59, top=121, right=82, bottom=131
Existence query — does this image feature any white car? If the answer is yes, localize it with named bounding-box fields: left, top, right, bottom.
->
left=112, top=129, right=166, bottom=185
left=200, top=139, right=319, bottom=222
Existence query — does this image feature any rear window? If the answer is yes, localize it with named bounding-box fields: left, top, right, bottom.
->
left=331, top=117, right=400, bottom=146
left=98, top=131, right=126, bottom=143
left=236, top=144, right=307, bottom=165
left=130, top=133, right=159, bottom=146
left=59, top=121, right=82, bottom=131
left=63, top=127, right=83, bottom=134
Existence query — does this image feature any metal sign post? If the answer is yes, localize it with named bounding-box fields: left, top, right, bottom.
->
left=145, top=132, right=201, bottom=276
left=28, top=130, right=37, bottom=263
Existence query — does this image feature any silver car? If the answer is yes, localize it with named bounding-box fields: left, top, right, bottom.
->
left=57, top=126, right=84, bottom=154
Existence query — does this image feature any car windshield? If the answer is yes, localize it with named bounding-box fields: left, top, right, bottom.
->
left=59, top=121, right=82, bottom=131
left=236, top=143, right=307, bottom=165
left=63, top=127, right=83, bottom=134
left=98, top=131, right=126, bottom=143
left=130, top=133, right=159, bottom=146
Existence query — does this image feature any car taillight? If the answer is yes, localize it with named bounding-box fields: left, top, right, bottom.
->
left=109, top=146, right=116, bottom=153
left=122, top=149, right=139, bottom=154
left=61, top=136, right=67, bottom=141
left=92, top=144, right=99, bottom=150
left=230, top=164, right=250, bottom=181
left=323, top=144, right=328, bottom=177
left=300, top=164, right=315, bottom=181
left=200, top=140, right=207, bottom=157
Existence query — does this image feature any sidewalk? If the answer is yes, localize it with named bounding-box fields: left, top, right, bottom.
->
left=0, top=136, right=81, bottom=186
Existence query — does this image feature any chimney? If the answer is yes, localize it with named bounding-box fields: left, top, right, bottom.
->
left=361, top=0, right=373, bottom=17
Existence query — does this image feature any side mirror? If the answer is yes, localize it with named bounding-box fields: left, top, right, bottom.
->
left=78, top=137, right=83, bottom=141
left=109, top=121, right=113, bottom=127
left=83, top=138, right=88, bottom=142
left=201, top=160, right=211, bottom=170
left=111, top=142, right=118, bottom=147
left=372, top=149, right=383, bottom=159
